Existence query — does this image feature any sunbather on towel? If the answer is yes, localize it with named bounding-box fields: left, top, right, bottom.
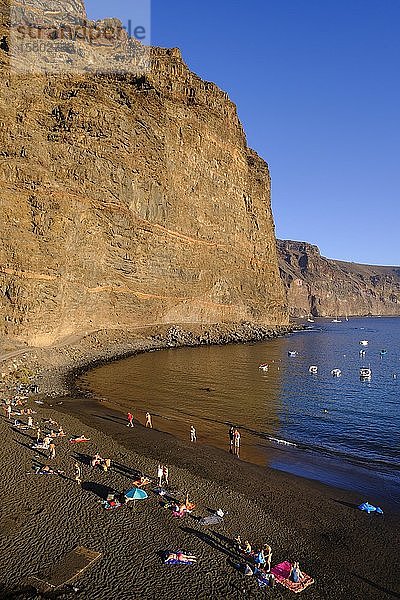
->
left=290, top=562, right=304, bottom=583
left=34, top=465, right=55, bottom=475
left=165, top=552, right=196, bottom=564
left=69, top=435, right=90, bottom=443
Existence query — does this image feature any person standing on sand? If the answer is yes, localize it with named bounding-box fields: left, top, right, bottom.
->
left=127, top=412, right=134, bottom=427
left=27, top=415, right=33, bottom=428
left=145, top=412, right=152, bottom=428
left=74, top=462, right=82, bottom=485
left=6, top=404, right=12, bottom=420
left=157, top=464, right=163, bottom=487
left=49, top=442, right=56, bottom=459
left=36, top=426, right=41, bottom=442
left=229, top=425, right=234, bottom=452
left=234, top=428, right=241, bottom=457
left=162, top=465, right=169, bottom=486
left=190, top=425, right=197, bottom=443
left=103, top=458, right=111, bottom=472
left=263, top=544, right=272, bottom=571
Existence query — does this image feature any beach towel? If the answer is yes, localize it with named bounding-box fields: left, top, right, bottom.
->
left=271, top=561, right=314, bottom=593
left=198, top=514, right=223, bottom=525
left=29, top=547, right=101, bottom=592
left=132, top=477, right=151, bottom=487
left=100, top=499, right=122, bottom=510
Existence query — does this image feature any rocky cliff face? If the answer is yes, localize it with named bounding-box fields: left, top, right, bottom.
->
left=278, top=240, right=400, bottom=317
left=0, top=1, right=287, bottom=346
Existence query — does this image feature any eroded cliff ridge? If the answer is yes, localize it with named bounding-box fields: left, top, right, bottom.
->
left=278, top=240, right=400, bottom=317
left=0, top=1, right=287, bottom=346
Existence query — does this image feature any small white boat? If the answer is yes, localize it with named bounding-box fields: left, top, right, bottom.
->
left=259, top=363, right=269, bottom=371
left=359, top=340, right=369, bottom=346
left=288, top=351, right=297, bottom=357
left=332, top=316, right=342, bottom=323
left=360, top=367, right=372, bottom=380
left=331, top=369, right=342, bottom=377
left=309, top=366, right=318, bottom=374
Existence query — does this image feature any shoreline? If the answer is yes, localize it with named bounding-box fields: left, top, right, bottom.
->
left=1, top=323, right=400, bottom=598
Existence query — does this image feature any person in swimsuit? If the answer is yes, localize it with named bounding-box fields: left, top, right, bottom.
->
left=290, top=562, right=303, bottom=583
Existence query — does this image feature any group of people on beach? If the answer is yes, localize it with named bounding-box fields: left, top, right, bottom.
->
left=127, top=410, right=153, bottom=429
left=157, top=463, right=169, bottom=487
left=229, top=425, right=241, bottom=456
left=1, top=387, right=312, bottom=594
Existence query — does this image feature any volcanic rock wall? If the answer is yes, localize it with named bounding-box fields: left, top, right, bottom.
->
left=0, top=3, right=287, bottom=346
left=278, top=240, right=400, bottom=317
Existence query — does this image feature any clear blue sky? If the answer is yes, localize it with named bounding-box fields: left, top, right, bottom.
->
left=85, top=0, right=400, bottom=265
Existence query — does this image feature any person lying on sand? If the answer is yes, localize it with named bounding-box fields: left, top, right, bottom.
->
left=69, top=435, right=90, bottom=443
left=290, top=561, right=304, bottom=583
left=34, top=465, right=54, bottom=475
left=165, top=552, right=196, bottom=563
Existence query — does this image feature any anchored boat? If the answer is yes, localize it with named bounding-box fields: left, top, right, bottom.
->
left=331, top=369, right=342, bottom=377
left=309, top=366, right=318, bottom=374
left=360, top=367, right=372, bottom=380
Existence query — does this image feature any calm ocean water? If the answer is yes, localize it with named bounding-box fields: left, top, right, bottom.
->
left=81, top=317, right=400, bottom=507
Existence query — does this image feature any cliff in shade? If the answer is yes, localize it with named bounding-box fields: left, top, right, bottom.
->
left=278, top=240, right=400, bottom=317
left=0, top=1, right=287, bottom=346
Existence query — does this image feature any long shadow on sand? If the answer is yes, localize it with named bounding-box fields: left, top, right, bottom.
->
left=352, top=575, right=400, bottom=599
left=15, top=440, right=47, bottom=457
left=181, top=526, right=241, bottom=563
left=72, top=452, right=93, bottom=467
left=81, top=481, right=115, bottom=500
left=93, top=414, right=127, bottom=425
left=331, top=498, right=359, bottom=510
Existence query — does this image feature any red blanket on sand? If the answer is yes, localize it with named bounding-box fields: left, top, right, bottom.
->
left=271, top=561, right=314, bottom=593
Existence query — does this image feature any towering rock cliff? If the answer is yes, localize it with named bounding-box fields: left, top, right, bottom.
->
left=0, top=1, right=287, bottom=346
left=278, top=240, right=400, bottom=317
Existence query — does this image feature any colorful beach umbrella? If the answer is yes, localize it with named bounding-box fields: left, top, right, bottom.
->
left=125, top=487, right=148, bottom=501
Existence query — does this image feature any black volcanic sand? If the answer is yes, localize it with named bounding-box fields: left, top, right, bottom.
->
left=1, top=392, right=397, bottom=600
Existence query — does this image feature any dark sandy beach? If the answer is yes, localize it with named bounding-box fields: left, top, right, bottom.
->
left=0, top=326, right=399, bottom=599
